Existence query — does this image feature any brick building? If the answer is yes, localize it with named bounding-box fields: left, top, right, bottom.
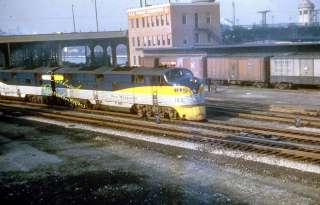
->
left=127, top=0, right=220, bottom=67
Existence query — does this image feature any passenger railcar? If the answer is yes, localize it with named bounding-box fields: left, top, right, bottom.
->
left=0, top=66, right=206, bottom=121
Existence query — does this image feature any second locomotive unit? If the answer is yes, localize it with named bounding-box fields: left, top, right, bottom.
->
left=0, top=66, right=206, bottom=121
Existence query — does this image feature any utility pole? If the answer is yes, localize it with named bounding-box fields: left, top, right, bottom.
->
left=258, top=10, right=271, bottom=26
left=315, top=9, right=320, bottom=24
left=72, top=4, right=76, bottom=32
left=94, top=0, right=99, bottom=32
left=232, top=1, right=236, bottom=26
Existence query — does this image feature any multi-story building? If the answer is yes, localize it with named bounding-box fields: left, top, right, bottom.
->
left=127, top=0, right=220, bottom=66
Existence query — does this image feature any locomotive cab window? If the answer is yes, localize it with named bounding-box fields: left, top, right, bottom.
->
left=132, top=75, right=144, bottom=84
left=151, top=76, right=160, bottom=85
left=11, top=73, right=17, bottom=79
left=96, top=74, right=104, bottom=82
left=25, top=79, right=31, bottom=85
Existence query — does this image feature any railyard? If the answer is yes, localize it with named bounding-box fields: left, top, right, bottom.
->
left=1, top=86, right=320, bottom=168
left=1, top=0, right=320, bottom=204
left=1, top=85, right=320, bottom=204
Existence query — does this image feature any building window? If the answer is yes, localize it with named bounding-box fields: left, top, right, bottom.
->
left=156, top=16, right=159, bottom=26
left=161, top=15, right=164, bottom=26
left=144, top=37, right=147, bottom=46
left=148, top=37, right=151, bottom=46
left=152, top=36, right=157, bottom=46
left=167, top=35, right=171, bottom=45
left=206, top=13, right=211, bottom=24
left=136, top=18, right=139, bottom=28
left=207, top=33, right=211, bottom=43
left=132, top=37, right=135, bottom=47
left=157, top=36, right=161, bottom=46
left=304, top=10, right=308, bottom=14
left=195, top=33, right=199, bottom=43
left=147, top=16, right=150, bottom=27
left=151, top=16, right=154, bottom=27
left=183, top=37, right=188, bottom=45
left=166, top=14, right=169, bottom=25
left=133, top=56, right=136, bottom=65
left=137, top=37, right=141, bottom=47
left=162, top=35, right=166, bottom=45
left=142, top=17, right=145, bottom=27
left=300, top=11, right=302, bottom=15
left=195, top=13, right=199, bottom=28
left=182, top=14, right=187, bottom=24
left=131, top=19, right=135, bottom=28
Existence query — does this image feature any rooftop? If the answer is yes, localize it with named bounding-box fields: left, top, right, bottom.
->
left=128, top=0, right=218, bottom=12
left=0, top=31, right=128, bottom=44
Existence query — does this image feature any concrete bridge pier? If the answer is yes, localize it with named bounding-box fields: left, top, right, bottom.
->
left=102, top=46, right=111, bottom=66
left=111, top=45, right=117, bottom=67
left=89, top=45, right=96, bottom=66
left=4, top=43, right=11, bottom=69
left=57, top=43, right=63, bottom=66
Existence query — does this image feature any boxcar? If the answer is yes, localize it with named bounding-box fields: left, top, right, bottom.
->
left=158, top=56, right=205, bottom=79
left=270, top=54, right=320, bottom=88
left=206, top=55, right=270, bottom=87
left=176, top=57, right=204, bottom=79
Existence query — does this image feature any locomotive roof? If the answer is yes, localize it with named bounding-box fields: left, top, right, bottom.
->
left=0, top=67, right=58, bottom=73
left=54, top=66, right=172, bottom=75
left=0, top=66, right=177, bottom=76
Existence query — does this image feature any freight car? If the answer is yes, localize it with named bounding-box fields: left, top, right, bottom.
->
left=206, top=55, right=270, bottom=88
left=158, top=56, right=205, bottom=79
left=270, top=54, right=320, bottom=89
left=0, top=66, right=206, bottom=121
left=151, top=53, right=320, bottom=89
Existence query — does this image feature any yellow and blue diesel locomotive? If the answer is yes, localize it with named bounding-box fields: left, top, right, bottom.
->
left=0, top=66, right=206, bottom=121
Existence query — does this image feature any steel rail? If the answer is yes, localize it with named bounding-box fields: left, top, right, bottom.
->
left=1, top=102, right=320, bottom=164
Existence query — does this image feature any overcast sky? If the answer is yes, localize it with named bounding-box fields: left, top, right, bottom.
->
left=0, top=0, right=319, bottom=34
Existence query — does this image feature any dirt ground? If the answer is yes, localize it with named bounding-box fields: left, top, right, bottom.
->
left=0, top=116, right=320, bottom=205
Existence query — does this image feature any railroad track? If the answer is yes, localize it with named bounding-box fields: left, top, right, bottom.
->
left=206, top=100, right=320, bottom=117
left=207, top=103, right=320, bottom=128
left=2, top=99, right=320, bottom=144
left=1, top=100, right=320, bottom=165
